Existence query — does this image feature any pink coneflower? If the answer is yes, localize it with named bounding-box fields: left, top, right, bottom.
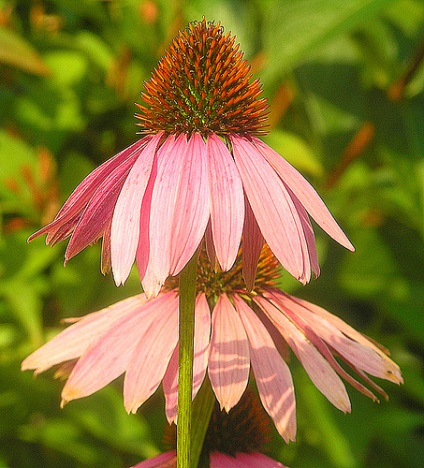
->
left=132, top=388, right=288, bottom=467
left=22, top=246, right=402, bottom=443
left=29, top=19, right=353, bottom=297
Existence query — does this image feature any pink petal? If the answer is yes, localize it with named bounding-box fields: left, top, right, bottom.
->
left=230, top=452, right=287, bottom=468
left=124, top=294, right=179, bottom=413
left=65, top=151, right=141, bottom=261
left=61, top=292, right=177, bottom=405
left=208, top=294, right=250, bottom=412
left=210, top=452, right=241, bottom=467
left=163, top=293, right=211, bottom=423
left=241, top=195, right=264, bottom=290
left=131, top=451, right=176, bottom=468
left=255, top=295, right=351, bottom=412
left=111, top=133, right=162, bottom=285
left=29, top=138, right=149, bottom=244
left=252, top=137, right=354, bottom=251
left=206, top=134, right=244, bottom=270
left=142, top=135, right=187, bottom=296
left=21, top=295, right=148, bottom=373
left=231, top=135, right=309, bottom=283
left=282, top=295, right=403, bottom=384
left=234, top=294, right=296, bottom=443
left=169, top=133, right=210, bottom=275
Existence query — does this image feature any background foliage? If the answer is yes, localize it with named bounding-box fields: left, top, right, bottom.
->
left=0, top=0, right=423, bottom=467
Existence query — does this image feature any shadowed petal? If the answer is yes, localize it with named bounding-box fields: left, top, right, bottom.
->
left=206, top=134, right=244, bottom=271
left=131, top=451, right=176, bottom=468
left=208, top=294, right=250, bottom=412
left=21, top=295, right=148, bottom=373
left=255, top=295, right=351, bottom=412
left=62, top=292, right=177, bottom=405
left=234, top=294, right=296, bottom=442
left=163, top=293, right=211, bottom=423
left=231, top=135, right=308, bottom=283
left=111, top=132, right=162, bottom=285
left=169, top=133, right=210, bottom=275
left=252, top=137, right=354, bottom=251
left=124, top=294, right=179, bottom=413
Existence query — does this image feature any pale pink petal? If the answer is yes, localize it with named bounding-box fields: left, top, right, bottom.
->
left=131, top=451, right=176, bottom=468
left=210, top=452, right=242, bottom=467
left=111, top=133, right=162, bottom=285
left=242, top=195, right=264, bottom=290
left=142, top=135, right=186, bottom=296
left=208, top=294, right=250, bottom=412
left=231, top=135, right=309, bottom=283
left=231, top=452, right=287, bottom=468
left=234, top=294, right=296, bottom=442
left=255, top=295, right=351, bottom=412
left=282, top=294, right=403, bottom=384
left=205, top=220, right=218, bottom=269
left=252, top=137, right=354, bottom=251
left=29, top=139, right=148, bottom=245
left=169, top=133, right=210, bottom=275
left=65, top=152, right=140, bottom=261
left=124, top=294, right=179, bottom=413
left=61, top=292, right=177, bottom=405
left=21, top=295, right=148, bottom=373
left=163, top=293, right=211, bottom=423
left=206, top=134, right=244, bottom=270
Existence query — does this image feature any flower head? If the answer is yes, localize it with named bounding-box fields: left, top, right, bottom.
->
left=29, top=19, right=353, bottom=297
left=22, top=246, right=401, bottom=443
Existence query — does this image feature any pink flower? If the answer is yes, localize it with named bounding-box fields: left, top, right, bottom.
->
left=29, top=20, right=353, bottom=297
left=131, top=450, right=287, bottom=467
left=22, top=248, right=402, bottom=444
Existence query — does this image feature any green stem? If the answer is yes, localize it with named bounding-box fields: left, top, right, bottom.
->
left=177, top=252, right=198, bottom=468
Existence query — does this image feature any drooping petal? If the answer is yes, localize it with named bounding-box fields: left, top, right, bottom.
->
left=217, top=452, right=287, bottom=468
left=163, top=293, right=211, bottom=423
left=234, top=294, right=296, bottom=443
left=131, top=451, right=176, bottom=468
left=29, top=138, right=149, bottom=244
left=282, top=294, right=403, bottom=384
left=206, top=133, right=244, bottom=271
left=251, top=137, right=354, bottom=251
left=21, top=295, right=148, bottom=373
left=169, top=133, right=210, bottom=275
left=65, top=151, right=141, bottom=261
left=61, top=292, right=177, bottom=405
left=142, top=135, right=186, bottom=296
left=255, top=295, right=351, bottom=412
left=231, top=135, right=309, bottom=283
left=124, top=294, right=179, bottom=413
left=208, top=294, right=250, bottom=412
left=111, top=132, right=162, bottom=285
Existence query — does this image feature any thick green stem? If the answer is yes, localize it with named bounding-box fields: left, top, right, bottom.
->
left=177, top=253, right=198, bottom=468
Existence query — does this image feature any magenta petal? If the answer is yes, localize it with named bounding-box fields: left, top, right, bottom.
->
left=61, top=292, right=177, bottom=405
left=229, top=452, right=287, bottom=468
left=65, top=150, right=141, bottom=261
left=255, top=295, right=351, bottom=412
left=124, top=293, right=179, bottom=413
left=131, top=450, right=176, bottom=468
left=234, top=294, right=296, bottom=443
left=29, top=138, right=149, bottom=244
left=163, top=293, right=211, bottom=423
left=252, top=137, right=354, bottom=251
left=231, top=135, right=308, bottom=283
left=169, top=133, right=210, bottom=275
left=206, top=134, right=244, bottom=271
left=111, top=132, right=162, bottom=285
left=21, top=295, right=148, bottom=373
left=208, top=294, right=250, bottom=412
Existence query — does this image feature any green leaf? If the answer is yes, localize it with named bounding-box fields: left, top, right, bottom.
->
left=0, top=27, right=50, bottom=76
left=263, top=0, right=397, bottom=81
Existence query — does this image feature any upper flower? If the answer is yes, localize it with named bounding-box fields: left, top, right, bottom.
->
left=22, top=246, right=402, bottom=443
left=29, top=19, right=354, bottom=297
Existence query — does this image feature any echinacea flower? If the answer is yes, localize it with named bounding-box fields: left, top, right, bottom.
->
left=29, top=19, right=353, bottom=298
left=132, top=388, right=288, bottom=467
left=22, top=246, right=402, bottom=443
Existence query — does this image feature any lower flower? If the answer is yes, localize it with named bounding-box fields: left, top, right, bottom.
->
left=22, top=247, right=402, bottom=443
